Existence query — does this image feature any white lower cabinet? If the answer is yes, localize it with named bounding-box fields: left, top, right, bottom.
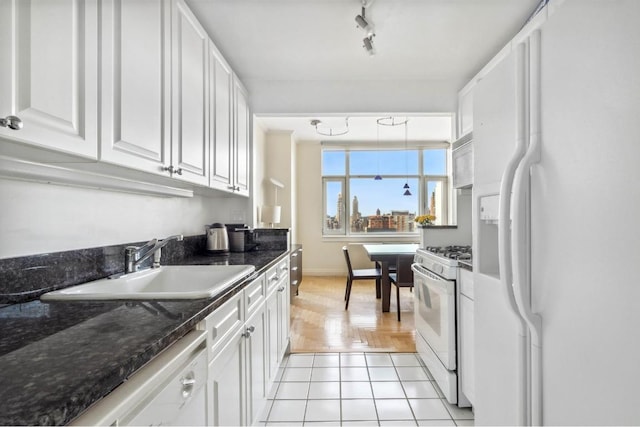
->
left=207, top=324, right=246, bottom=426
left=203, top=264, right=288, bottom=426
left=459, top=267, right=475, bottom=405
left=245, top=304, right=267, bottom=424
left=266, top=257, right=291, bottom=386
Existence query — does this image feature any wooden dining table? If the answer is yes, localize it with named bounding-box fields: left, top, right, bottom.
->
left=362, top=243, right=419, bottom=312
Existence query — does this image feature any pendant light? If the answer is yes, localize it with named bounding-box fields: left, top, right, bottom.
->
left=403, top=120, right=411, bottom=196
left=374, top=120, right=382, bottom=180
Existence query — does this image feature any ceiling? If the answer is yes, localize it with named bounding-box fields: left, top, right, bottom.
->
left=186, top=0, right=541, bottom=141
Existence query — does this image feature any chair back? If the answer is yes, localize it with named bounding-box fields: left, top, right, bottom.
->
left=342, top=246, right=354, bottom=278
left=394, top=255, right=414, bottom=287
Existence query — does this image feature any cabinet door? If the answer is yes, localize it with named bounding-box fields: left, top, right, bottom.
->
left=277, top=275, right=290, bottom=360
left=460, top=294, right=475, bottom=404
left=209, top=43, right=234, bottom=192
left=207, top=330, right=245, bottom=426
left=0, top=0, right=98, bottom=158
left=100, top=0, right=171, bottom=174
left=245, top=306, right=266, bottom=425
left=266, top=289, right=280, bottom=385
left=233, top=79, right=250, bottom=196
left=452, top=142, right=473, bottom=189
left=171, top=0, right=209, bottom=185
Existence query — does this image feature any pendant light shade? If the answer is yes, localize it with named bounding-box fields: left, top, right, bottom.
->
left=374, top=175, right=382, bottom=180
left=402, top=120, right=411, bottom=195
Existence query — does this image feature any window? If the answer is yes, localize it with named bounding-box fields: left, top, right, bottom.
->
left=322, top=147, right=448, bottom=236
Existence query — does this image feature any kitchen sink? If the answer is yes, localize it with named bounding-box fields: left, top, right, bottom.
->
left=40, top=265, right=256, bottom=301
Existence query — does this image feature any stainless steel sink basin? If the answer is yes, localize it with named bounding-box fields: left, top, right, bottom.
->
left=40, top=265, right=256, bottom=301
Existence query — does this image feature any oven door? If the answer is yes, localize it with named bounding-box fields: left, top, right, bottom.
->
left=412, top=263, right=457, bottom=370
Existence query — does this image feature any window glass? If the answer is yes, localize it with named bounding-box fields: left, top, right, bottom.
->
left=323, top=179, right=345, bottom=234
left=423, top=149, right=447, bottom=175
left=348, top=178, right=418, bottom=233
left=425, top=179, right=446, bottom=226
left=350, top=150, right=418, bottom=176
left=322, top=151, right=346, bottom=175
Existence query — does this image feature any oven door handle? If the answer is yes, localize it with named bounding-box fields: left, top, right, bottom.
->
left=411, top=263, right=453, bottom=294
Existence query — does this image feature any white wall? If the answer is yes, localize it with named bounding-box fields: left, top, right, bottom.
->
left=252, top=121, right=267, bottom=227
left=0, top=178, right=250, bottom=259
left=260, top=131, right=296, bottom=242
left=245, top=79, right=459, bottom=115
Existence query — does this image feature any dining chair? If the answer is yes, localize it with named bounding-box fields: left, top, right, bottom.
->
left=342, top=245, right=382, bottom=310
left=389, top=255, right=414, bottom=321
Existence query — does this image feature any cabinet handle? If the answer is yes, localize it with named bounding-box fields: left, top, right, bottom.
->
left=0, top=115, right=23, bottom=130
left=180, top=373, right=196, bottom=398
left=277, top=286, right=285, bottom=292
left=242, top=325, right=255, bottom=338
left=163, top=165, right=183, bottom=175
left=227, top=185, right=235, bottom=191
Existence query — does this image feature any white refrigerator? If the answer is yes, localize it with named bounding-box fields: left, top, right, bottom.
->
left=472, top=1, right=640, bottom=425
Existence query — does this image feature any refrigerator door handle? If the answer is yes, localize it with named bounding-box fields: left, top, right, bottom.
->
left=511, top=29, right=544, bottom=427
left=497, top=40, right=530, bottom=427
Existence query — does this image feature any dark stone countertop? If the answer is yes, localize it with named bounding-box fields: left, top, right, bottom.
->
left=0, top=249, right=288, bottom=426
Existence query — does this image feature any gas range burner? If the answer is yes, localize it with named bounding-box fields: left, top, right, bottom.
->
left=425, top=245, right=472, bottom=260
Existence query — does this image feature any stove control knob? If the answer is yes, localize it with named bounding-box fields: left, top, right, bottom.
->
left=436, top=265, right=444, bottom=275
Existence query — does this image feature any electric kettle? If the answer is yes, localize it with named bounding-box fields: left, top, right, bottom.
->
left=206, top=223, right=229, bottom=253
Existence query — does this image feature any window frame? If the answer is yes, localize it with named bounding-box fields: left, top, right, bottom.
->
left=321, top=145, right=449, bottom=237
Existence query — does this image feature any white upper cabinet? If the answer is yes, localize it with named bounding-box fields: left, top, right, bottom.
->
left=171, top=0, right=209, bottom=186
left=100, top=0, right=171, bottom=174
left=209, top=43, right=233, bottom=192
left=0, top=0, right=251, bottom=195
left=457, top=82, right=474, bottom=138
left=233, top=79, right=250, bottom=197
left=208, top=49, right=251, bottom=197
left=0, top=0, right=98, bottom=159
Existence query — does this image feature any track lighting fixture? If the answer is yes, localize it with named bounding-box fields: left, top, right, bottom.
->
left=355, top=1, right=376, bottom=56
left=310, top=118, right=350, bottom=137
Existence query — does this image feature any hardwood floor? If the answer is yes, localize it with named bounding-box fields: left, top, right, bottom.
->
left=290, top=276, right=416, bottom=353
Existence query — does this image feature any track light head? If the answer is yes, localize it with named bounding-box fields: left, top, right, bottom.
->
left=362, top=36, right=375, bottom=56
left=355, top=14, right=375, bottom=37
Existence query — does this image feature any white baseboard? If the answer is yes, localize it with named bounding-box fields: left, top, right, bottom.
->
left=303, top=268, right=345, bottom=276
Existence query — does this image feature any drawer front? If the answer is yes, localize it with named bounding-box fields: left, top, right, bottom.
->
left=244, top=274, right=266, bottom=317
left=198, top=291, right=243, bottom=360
left=266, top=257, right=289, bottom=293
left=124, top=348, right=208, bottom=426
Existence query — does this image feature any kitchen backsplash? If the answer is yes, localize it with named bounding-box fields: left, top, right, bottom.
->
left=0, top=229, right=289, bottom=305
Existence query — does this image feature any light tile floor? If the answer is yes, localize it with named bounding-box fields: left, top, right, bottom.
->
left=260, top=353, right=474, bottom=426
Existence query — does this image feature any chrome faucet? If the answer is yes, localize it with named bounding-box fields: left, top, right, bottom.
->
left=124, top=234, right=184, bottom=274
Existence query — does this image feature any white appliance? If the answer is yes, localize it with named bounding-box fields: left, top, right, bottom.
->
left=473, top=1, right=640, bottom=425
left=412, top=246, right=472, bottom=407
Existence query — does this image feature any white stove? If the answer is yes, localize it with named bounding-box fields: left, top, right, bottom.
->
left=414, top=245, right=471, bottom=278
left=412, top=244, right=472, bottom=408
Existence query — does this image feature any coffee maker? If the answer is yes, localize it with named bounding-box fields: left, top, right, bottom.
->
left=225, top=224, right=258, bottom=252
